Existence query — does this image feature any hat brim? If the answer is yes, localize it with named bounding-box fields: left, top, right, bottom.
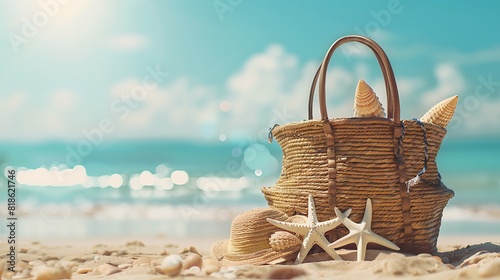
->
left=211, top=239, right=298, bottom=267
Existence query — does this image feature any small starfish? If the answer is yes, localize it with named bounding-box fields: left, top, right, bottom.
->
left=267, top=194, right=352, bottom=264
left=328, top=198, right=400, bottom=261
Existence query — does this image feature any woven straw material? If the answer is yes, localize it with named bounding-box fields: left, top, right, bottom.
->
left=262, top=118, right=454, bottom=254
left=211, top=207, right=299, bottom=267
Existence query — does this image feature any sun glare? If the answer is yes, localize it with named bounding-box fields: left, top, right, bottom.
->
left=7, top=0, right=108, bottom=50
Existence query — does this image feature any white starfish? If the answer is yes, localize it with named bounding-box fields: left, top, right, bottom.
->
left=267, top=194, right=352, bottom=264
left=328, top=198, right=400, bottom=261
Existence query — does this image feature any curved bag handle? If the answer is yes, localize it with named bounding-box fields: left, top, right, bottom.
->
left=308, top=63, right=394, bottom=120
left=308, top=35, right=400, bottom=126
left=314, top=36, right=410, bottom=249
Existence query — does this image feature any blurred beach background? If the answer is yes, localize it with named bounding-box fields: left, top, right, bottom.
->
left=0, top=1, right=499, bottom=243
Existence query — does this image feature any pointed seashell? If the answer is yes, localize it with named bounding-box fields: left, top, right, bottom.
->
left=354, top=79, right=385, bottom=118
left=420, top=95, right=458, bottom=128
left=269, top=231, right=301, bottom=252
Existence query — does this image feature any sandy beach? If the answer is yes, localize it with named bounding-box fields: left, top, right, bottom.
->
left=1, top=235, right=499, bottom=280
left=2, top=1, right=500, bottom=280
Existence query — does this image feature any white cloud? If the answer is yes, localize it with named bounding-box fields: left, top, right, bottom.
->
left=339, top=43, right=373, bottom=60
left=372, top=77, right=425, bottom=99
left=0, top=90, right=81, bottom=141
left=107, top=34, right=149, bottom=51
left=335, top=30, right=395, bottom=62
left=3, top=44, right=497, bottom=142
left=223, top=45, right=432, bottom=137
left=369, top=76, right=426, bottom=118
left=104, top=45, right=367, bottom=140
left=420, top=63, right=466, bottom=108
left=43, top=90, right=79, bottom=135
left=108, top=77, right=220, bottom=139
left=50, top=89, right=77, bottom=110
left=395, top=78, right=426, bottom=97
left=456, top=98, right=500, bottom=136
left=97, top=55, right=494, bottom=140
left=2, top=91, right=26, bottom=113
left=439, top=46, right=500, bottom=65
left=224, top=45, right=382, bottom=136
left=226, top=45, right=300, bottom=116
left=225, top=46, right=318, bottom=136
left=227, top=44, right=298, bottom=106
left=0, top=92, right=27, bottom=137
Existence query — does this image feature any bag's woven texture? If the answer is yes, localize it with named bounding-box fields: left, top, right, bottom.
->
left=261, top=35, right=454, bottom=254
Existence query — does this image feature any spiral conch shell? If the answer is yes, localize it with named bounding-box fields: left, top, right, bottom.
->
left=354, top=79, right=385, bottom=118
left=420, top=95, right=458, bottom=128
left=269, top=231, right=301, bottom=252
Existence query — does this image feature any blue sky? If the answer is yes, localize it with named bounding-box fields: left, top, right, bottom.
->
left=1, top=1, right=499, bottom=142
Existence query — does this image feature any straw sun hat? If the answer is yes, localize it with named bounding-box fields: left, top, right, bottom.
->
left=212, top=207, right=300, bottom=267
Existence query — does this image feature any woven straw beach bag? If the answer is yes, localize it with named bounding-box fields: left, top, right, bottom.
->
left=262, top=35, right=454, bottom=254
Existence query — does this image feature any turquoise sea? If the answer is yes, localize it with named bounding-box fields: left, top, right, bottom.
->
left=0, top=138, right=499, bottom=241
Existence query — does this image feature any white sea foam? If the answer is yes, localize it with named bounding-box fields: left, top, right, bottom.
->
left=14, top=165, right=87, bottom=186
left=442, top=205, right=500, bottom=222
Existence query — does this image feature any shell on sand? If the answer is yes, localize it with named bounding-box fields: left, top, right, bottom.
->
left=354, top=79, right=385, bottom=118
left=157, top=255, right=183, bottom=276
left=420, top=95, right=458, bottom=128
left=269, top=231, right=301, bottom=252
left=183, top=253, right=203, bottom=269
